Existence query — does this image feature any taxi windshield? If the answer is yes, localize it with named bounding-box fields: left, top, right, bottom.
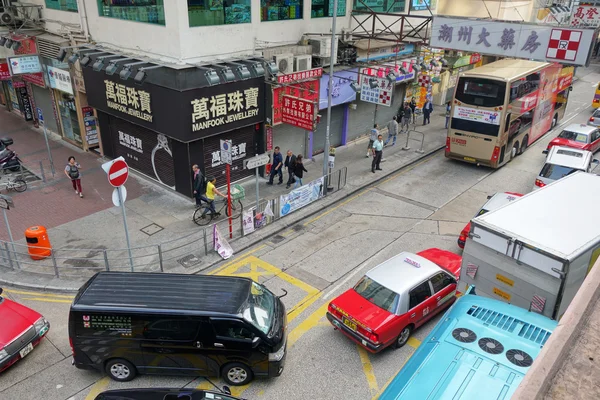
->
left=558, top=130, right=589, bottom=143
left=243, top=282, right=275, bottom=334
left=353, top=277, right=399, bottom=313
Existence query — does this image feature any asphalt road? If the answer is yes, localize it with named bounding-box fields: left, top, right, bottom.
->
left=1, top=67, right=599, bottom=400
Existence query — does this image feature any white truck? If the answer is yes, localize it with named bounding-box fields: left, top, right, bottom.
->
left=460, top=172, right=600, bottom=320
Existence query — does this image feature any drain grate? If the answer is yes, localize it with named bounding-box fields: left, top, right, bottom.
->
left=292, top=224, right=304, bottom=232
left=141, top=223, right=164, bottom=236
left=178, top=254, right=201, bottom=268
left=270, top=235, right=286, bottom=244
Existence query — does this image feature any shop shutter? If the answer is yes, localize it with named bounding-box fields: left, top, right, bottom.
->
left=348, top=85, right=405, bottom=142
left=272, top=123, right=308, bottom=158
left=108, top=116, right=176, bottom=189
left=312, top=105, right=344, bottom=155
left=31, top=85, right=59, bottom=134
left=202, top=125, right=257, bottom=183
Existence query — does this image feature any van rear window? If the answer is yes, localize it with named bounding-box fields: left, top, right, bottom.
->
left=540, top=164, right=579, bottom=180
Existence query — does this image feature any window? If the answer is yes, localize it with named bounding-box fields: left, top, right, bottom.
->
left=261, top=0, right=302, bottom=21
left=213, top=320, right=255, bottom=340
left=509, top=73, right=540, bottom=102
left=409, top=0, right=436, bottom=11
left=188, top=0, right=251, bottom=26
left=557, top=129, right=589, bottom=144
left=429, top=273, right=455, bottom=294
left=311, top=0, right=345, bottom=17
left=143, top=319, right=200, bottom=341
left=540, top=163, right=579, bottom=180
left=354, top=276, right=399, bottom=313
left=451, top=118, right=500, bottom=136
left=97, top=0, right=165, bottom=25
left=409, top=281, right=431, bottom=309
left=455, top=77, right=506, bottom=108
left=45, top=0, right=78, bottom=12
left=353, top=0, right=405, bottom=13
left=243, top=282, right=275, bottom=334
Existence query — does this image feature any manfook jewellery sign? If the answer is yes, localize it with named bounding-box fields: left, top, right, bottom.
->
left=105, top=80, right=152, bottom=122
left=191, top=87, right=259, bottom=132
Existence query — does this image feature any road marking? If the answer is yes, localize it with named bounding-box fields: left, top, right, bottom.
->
left=2, top=288, right=74, bottom=298
left=84, top=377, right=110, bottom=400
left=324, top=258, right=376, bottom=300
left=369, top=337, right=422, bottom=399
left=19, top=297, right=73, bottom=303
left=208, top=245, right=266, bottom=276
left=287, top=291, right=322, bottom=323
left=358, top=346, right=379, bottom=397
left=288, top=302, right=329, bottom=348
left=407, top=337, right=421, bottom=348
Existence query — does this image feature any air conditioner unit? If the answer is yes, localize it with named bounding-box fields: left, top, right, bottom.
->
left=0, top=10, right=16, bottom=26
left=294, top=55, right=312, bottom=72
left=309, top=38, right=331, bottom=58
left=341, top=29, right=353, bottom=42
left=274, top=53, right=294, bottom=75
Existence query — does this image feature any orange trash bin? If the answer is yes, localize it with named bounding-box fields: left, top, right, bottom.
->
left=25, top=226, right=52, bottom=260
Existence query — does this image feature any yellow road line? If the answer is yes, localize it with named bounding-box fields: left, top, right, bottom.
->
left=208, top=245, right=267, bottom=276
left=407, top=337, right=421, bottom=348
left=358, top=345, right=379, bottom=397
left=370, top=337, right=422, bottom=399
left=84, top=377, right=110, bottom=400
left=19, top=297, right=73, bottom=303
left=287, top=291, right=322, bottom=323
left=195, top=380, right=213, bottom=390
left=3, top=288, right=74, bottom=298
left=288, top=302, right=329, bottom=348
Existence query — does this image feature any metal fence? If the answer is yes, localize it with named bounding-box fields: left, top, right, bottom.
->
left=0, top=167, right=348, bottom=279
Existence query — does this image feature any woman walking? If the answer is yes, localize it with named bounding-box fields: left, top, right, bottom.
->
left=65, top=156, right=83, bottom=198
left=293, top=155, right=308, bottom=188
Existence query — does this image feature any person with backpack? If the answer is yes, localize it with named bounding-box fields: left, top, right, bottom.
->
left=64, top=156, right=83, bottom=198
left=192, top=164, right=208, bottom=206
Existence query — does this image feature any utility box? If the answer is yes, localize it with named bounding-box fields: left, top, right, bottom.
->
left=25, top=226, right=52, bottom=260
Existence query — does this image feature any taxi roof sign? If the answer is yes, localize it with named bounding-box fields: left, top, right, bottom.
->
left=404, top=257, right=421, bottom=268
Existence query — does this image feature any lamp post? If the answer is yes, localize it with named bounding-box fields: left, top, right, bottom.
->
left=322, top=0, right=338, bottom=195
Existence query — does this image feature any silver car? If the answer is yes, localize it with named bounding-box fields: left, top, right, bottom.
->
left=589, top=109, right=600, bottom=127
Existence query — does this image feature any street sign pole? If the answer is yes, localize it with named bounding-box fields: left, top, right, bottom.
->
left=226, top=164, right=232, bottom=239
left=323, top=0, right=338, bottom=196
left=2, top=208, right=19, bottom=270
left=245, top=153, right=269, bottom=213
left=117, top=186, right=134, bottom=270
left=37, top=108, right=54, bottom=175
left=255, top=167, right=260, bottom=211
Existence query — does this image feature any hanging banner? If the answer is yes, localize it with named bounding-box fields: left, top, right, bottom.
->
left=242, top=209, right=255, bottom=235
left=282, top=95, right=317, bottom=130
left=213, top=224, right=233, bottom=259
left=279, top=177, right=324, bottom=217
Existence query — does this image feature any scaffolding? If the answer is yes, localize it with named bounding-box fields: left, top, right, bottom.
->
left=350, top=8, right=433, bottom=46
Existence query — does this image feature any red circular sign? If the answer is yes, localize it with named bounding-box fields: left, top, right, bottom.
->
left=108, top=159, right=129, bottom=187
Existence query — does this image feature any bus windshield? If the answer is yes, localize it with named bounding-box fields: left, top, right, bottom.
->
left=243, top=282, right=275, bottom=334
left=455, top=77, right=506, bottom=108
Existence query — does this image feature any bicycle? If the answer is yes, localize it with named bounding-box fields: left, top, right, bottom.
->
left=193, top=184, right=245, bottom=226
left=3, top=176, right=27, bottom=193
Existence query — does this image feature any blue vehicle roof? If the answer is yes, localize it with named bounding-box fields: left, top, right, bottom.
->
left=379, top=289, right=557, bottom=400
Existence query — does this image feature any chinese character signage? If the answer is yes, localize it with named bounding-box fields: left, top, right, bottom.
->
left=104, top=80, right=152, bottom=123
left=273, top=79, right=319, bottom=125
left=0, top=63, right=10, bottom=80
left=203, top=125, right=256, bottom=182
left=18, top=87, right=33, bottom=122
left=47, top=66, right=73, bottom=95
left=190, top=86, right=259, bottom=132
left=572, top=5, right=600, bottom=27
left=8, top=55, right=42, bottom=75
left=12, top=35, right=45, bottom=87
left=277, top=68, right=323, bottom=85
left=319, top=68, right=358, bottom=110
left=359, top=68, right=394, bottom=107
left=82, top=106, right=99, bottom=146
left=431, top=16, right=596, bottom=66
left=282, top=95, right=316, bottom=130
left=359, top=62, right=416, bottom=85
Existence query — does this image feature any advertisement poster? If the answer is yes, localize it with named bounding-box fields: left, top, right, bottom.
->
left=453, top=105, right=500, bottom=125
left=318, top=69, right=358, bottom=110
left=242, top=209, right=255, bottom=235
left=47, top=66, right=74, bottom=95
left=213, top=225, right=233, bottom=259
left=0, top=63, right=10, bottom=80
left=279, top=177, right=324, bottom=217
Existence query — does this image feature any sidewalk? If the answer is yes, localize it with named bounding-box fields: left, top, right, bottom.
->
left=0, top=106, right=447, bottom=291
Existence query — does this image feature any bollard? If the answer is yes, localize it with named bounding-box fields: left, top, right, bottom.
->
left=402, top=130, right=411, bottom=151
left=203, top=228, right=208, bottom=255
left=4, top=242, right=14, bottom=269
left=103, top=249, right=110, bottom=271
left=416, top=132, right=425, bottom=154
left=51, top=250, right=59, bottom=278
left=39, top=161, right=46, bottom=183
left=157, top=244, right=164, bottom=272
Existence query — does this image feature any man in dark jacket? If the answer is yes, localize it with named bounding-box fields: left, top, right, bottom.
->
left=268, top=146, right=283, bottom=185
left=423, top=98, right=434, bottom=125
left=192, top=164, right=208, bottom=206
left=284, top=150, right=297, bottom=189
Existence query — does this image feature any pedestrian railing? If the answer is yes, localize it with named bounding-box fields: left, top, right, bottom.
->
left=0, top=166, right=348, bottom=279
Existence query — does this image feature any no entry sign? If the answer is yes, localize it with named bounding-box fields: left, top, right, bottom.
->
left=108, top=159, right=129, bottom=187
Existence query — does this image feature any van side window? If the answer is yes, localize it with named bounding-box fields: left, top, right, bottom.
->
left=143, top=319, right=200, bottom=341
left=409, top=281, right=432, bottom=309
left=212, top=320, right=255, bottom=341
left=430, top=272, right=455, bottom=294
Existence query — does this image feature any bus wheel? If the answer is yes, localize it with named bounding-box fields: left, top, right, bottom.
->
left=511, top=142, right=519, bottom=159
left=519, top=136, right=529, bottom=155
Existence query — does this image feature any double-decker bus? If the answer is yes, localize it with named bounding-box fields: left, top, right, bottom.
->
left=445, top=59, right=574, bottom=168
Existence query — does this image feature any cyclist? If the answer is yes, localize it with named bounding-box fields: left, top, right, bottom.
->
left=203, top=176, right=227, bottom=217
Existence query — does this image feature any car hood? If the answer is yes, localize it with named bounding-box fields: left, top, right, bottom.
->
left=0, top=298, right=40, bottom=347
left=549, top=138, right=587, bottom=150
left=332, top=289, right=396, bottom=331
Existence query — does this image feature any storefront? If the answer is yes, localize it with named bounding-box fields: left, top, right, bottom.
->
left=0, top=61, right=9, bottom=106
left=83, top=61, right=265, bottom=197
left=46, top=65, right=83, bottom=145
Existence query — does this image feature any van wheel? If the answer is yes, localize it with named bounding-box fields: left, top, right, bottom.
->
left=222, top=362, right=253, bottom=386
left=393, top=325, right=413, bottom=349
left=519, top=136, right=528, bottom=155
left=105, top=358, right=137, bottom=382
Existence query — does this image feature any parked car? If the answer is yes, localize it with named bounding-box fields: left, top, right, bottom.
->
left=95, top=388, right=242, bottom=400
left=545, top=123, right=600, bottom=153
left=0, top=288, right=50, bottom=373
left=70, top=272, right=287, bottom=386
left=534, top=146, right=598, bottom=190
left=457, top=192, right=523, bottom=249
left=326, top=249, right=461, bottom=353
left=588, top=109, right=600, bottom=128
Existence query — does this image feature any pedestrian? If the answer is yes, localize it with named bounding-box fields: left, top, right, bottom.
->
left=401, top=102, right=412, bottom=133
left=445, top=101, right=451, bottom=129
left=371, top=134, right=384, bottom=173
left=409, top=97, right=417, bottom=123
left=366, top=123, right=379, bottom=158
left=293, top=155, right=308, bottom=188
left=202, top=176, right=227, bottom=217
left=396, top=104, right=404, bottom=123
left=284, top=150, right=296, bottom=189
left=422, top=98, right=433, bottom=125
left=267, top=146, right=283, bottom=185
left=65, top=156, right=83, bottom=198
left=384, top=116, right=399, bottom=147
left=192, top=164, right=208, bottom=207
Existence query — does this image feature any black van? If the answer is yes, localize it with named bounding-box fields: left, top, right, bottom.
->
left=69, top=272, right=287, bottom=386
left=95, top=388, right=242, bottom=400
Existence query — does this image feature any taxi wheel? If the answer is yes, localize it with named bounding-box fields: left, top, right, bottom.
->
left=394, top=325, right=413, bottom=349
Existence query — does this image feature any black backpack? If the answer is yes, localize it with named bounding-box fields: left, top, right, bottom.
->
left=68, top=164, right=80, bottom=179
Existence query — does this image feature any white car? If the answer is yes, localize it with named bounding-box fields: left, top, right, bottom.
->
left=534, top=146, right=598, bottom=190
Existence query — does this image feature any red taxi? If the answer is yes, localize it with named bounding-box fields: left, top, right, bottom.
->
left=0, top=288, right=50, bottom=372
left=326, top=249, right=461, bottom=353
left=458, top=192, right=523, bottom=248
left=545, top=124, right=600, bottom=153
